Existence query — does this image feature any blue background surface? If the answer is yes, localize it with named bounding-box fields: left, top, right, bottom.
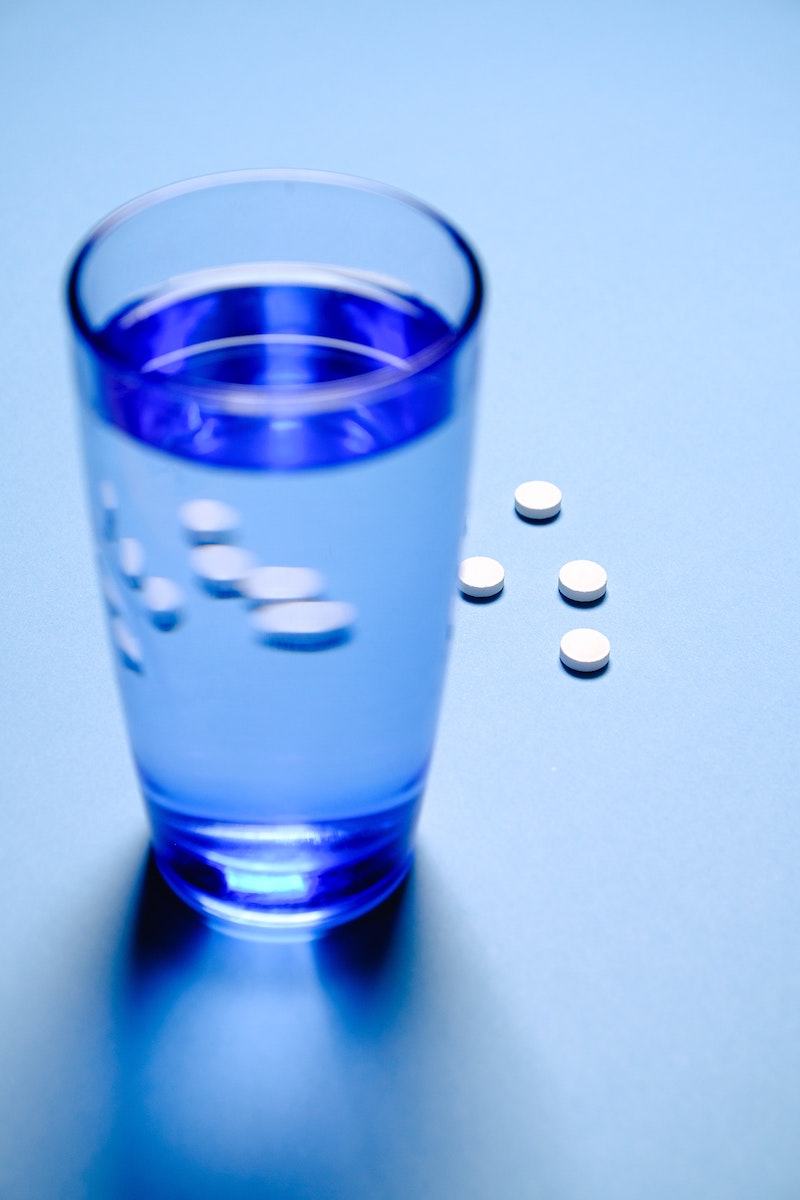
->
left=2, top=1, right=799, bottom=1196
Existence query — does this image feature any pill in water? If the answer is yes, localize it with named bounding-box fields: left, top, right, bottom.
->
left=558, top=559, right=607, bottom=603
left=458, top=556, right=505, bottom=598
left=191, top=545, right=256, bottom=597
left=101, top=572, right=124, bottom=615
left=142, top=576, right=185, bottom=630
left=560, top=628, right=610, bottom=673
left=514, top=480, right=562, bottom=521
left=250, top=600, right=357, bottom=648
left=99, top=480, right=119, bottom=539
left=242, top=566, right=325, bottom=605
left=118, top=537, right=145, bottom=587
left=111, top=617, right=143, bottom=672
left=99, top=480, right=118, bottom=510
left=179, top=498, right=240, bottom=544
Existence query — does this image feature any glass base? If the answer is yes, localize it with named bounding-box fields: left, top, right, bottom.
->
left=146, top=792, right=421, bottom=938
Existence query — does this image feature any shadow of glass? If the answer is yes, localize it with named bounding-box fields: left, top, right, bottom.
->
left=313, top=855, right=563, bottom=1198
left=97, top=847, right=560, bottom=1200
left=124, top=851, right=208, bottom=998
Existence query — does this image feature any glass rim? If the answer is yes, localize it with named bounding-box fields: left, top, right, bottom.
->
left=65, top=168, right=484, bottom=415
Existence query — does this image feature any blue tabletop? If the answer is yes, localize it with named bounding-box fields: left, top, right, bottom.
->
left=2, top=1, right=800, bottom=1197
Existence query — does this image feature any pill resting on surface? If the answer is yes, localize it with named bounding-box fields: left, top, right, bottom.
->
left=559, top=628, right=610, bottom=673
left=514, top=480, right=562, bottom=520
left=558, top=559, right=607, bottom=603
left=458, top=556, right=505, bottom=598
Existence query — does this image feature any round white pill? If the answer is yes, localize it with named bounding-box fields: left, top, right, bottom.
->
left=558, top=559, right=608, bottom=603
left=110, top=617, right=143, bottom=672
left=143, top=576, right=185, bottom=630
left=241, top=566, right=325, bottom=605
left=118, top=537, right=145, bottom=587
left=191, top=545, right=255, bottom=597
left=179, top=498, right=240, bottom=544
left=514, top=480, right=562, bottom=521
left=560, top=628, right=610, bottom=673
left=458, top=556, right=505, bottom=598
left=250, top=600, right=357, bottom=647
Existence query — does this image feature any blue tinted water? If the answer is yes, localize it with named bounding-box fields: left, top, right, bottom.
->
left=92, top=272, right=455, bottom=469
left=80, top=273, right=475, bottom=929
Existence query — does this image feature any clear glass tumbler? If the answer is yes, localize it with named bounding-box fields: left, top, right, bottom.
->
left=66, top=170, right=484, bottom=934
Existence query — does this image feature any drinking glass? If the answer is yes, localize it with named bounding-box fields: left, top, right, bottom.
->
left=66, top=169, right=484, bottom=934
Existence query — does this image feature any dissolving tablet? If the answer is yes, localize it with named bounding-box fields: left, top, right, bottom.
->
left=142, top=576, right=185, bottom=630
left=111, top=617, right=143, bottom=672
left=458, top=556, right=505, bottom=598
left=118, top=537, right=145, bottom=587
left=558, top=559, right=607, bottom=603
left=559, top=628, right=610, bottom=673
left=191, top=545, right=256, bottom=597
left=242, top=566, right=325, bottom=605
left=101, top=572, right=123, bottom=615
left=179, top=498, right=240, bottom=544
left=250, top=600, right=357, bottom=648
left=99, top=480, right=118, bottom=539
left=514, top=481, right=562, bottom=520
